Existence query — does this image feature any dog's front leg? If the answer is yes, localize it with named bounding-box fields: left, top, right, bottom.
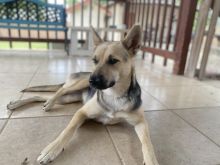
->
left=116, top=110, right=159, bottom=165
left=37, top=97, right=102, bottom=164
left=134, top=119, right=159, bottom=165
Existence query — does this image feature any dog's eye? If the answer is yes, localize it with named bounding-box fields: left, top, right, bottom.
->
left=108, top=58, right=119, bottom=65
left=92, top=58, right=98, bottom=64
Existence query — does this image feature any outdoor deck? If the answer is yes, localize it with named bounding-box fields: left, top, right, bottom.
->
left=0, top=51, right=220, bottom=165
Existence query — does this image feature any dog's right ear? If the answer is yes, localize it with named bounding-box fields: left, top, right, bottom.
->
left=90, top=26, right=103, bottom=47
left=122, top=25, right=142, bottom=55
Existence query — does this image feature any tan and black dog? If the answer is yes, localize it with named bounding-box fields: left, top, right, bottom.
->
left=7, top=25, right=159, bottom=165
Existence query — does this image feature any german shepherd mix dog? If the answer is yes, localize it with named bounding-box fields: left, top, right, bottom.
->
left=7, top=25, right=159, bottom=165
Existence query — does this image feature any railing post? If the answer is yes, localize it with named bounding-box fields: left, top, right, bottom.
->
left=173, top=0, right=197, bottom=75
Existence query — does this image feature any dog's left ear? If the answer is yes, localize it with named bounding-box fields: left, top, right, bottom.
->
left=122, top=25, right=142, bottom=55
left=90, top=26, right=103, bottom=47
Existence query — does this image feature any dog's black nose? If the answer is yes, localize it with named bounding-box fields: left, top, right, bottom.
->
left=89, top=75, right=102, bottom=84
left=89, top=75, right=105, bottom=89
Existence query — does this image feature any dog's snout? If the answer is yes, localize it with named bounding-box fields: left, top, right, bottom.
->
left=90, top=75, right=101, bottom=83
left=89, top=74, right=108, bottom=89
left=90, top=75, right=103, bottom=85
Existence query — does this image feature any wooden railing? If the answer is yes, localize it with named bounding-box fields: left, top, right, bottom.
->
left=0, top=0, right=198, bottom=75
left=124, top=0, right=197, bottom=74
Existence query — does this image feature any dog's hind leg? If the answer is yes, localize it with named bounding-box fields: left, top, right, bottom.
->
left=43, top=79, right=89, bottom=111
left=7, top=96, right=47, bottom=110
left=7, top=92, right=83, bottom=111
left=21, top=83, right=64, bottom=92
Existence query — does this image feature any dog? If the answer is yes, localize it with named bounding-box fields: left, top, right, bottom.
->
left=7, top=25, right=159, bottom=165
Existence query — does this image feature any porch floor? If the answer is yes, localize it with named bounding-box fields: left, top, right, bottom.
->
left=0, top=50, right=220, bottom=165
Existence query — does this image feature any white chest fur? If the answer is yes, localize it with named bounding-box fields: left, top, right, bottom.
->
left=98, top=91, right=133, bottom=112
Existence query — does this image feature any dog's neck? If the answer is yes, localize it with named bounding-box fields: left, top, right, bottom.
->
left=97, top=66, right=142, bottom=111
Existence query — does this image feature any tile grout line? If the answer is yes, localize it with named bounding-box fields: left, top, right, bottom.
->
left=0, top=63, right=41, bottom=135
left=142, top=88, right=170, bottom=109
left=171, top=110, right=220, bottom=149
left=4, top=114, right=75, bottom=120
left=105, top=126, right=126, bottom=165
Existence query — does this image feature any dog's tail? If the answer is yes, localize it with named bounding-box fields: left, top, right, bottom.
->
left=21, top=83, right=64, bottom=92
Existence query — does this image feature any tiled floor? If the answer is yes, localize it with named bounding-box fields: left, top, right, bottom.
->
left=0, top=50, right=220, bottom=165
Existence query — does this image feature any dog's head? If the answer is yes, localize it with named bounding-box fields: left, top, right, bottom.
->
left=89, top=25, right=142, bottom=90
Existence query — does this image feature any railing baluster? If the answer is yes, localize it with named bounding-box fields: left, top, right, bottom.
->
left=97, top=0, right=101, bottom=28
left=72, top=0, right=75, bottom=27
left=163, top=0, right=175, bottom=66
left=36, top=1, right=40, bottom=38
left=134, top=0, right=137, bottom=23
left=143, top=0, right=150, bottom=57
left=15, top=0, right=21, bottom=38
left=26, top=0, right=31, bottom=49
left=46, top=0, right=49, bottom=49
left=151, top=0, right=161, bottom=63
left=6, top=0, right=12, bottom=48
left=81, top=0, right=84, bottom=40
left=112, top=0, right=116, bottom=41
left=55, top=0, right=58, bottom=40
left=141, top=0, right=146, bottom=30
left=130, top=1, right=134, bottom=27
left=153, top=0, right=161, bottom=48
left=137, top=0, right=141, bottom=22
left=124, top=1, right=130, bottom=28
left=159, top=0, right=168, bottom=49
left=89, top=0, right=93, bottom=26
left=149, top=0, right=155, bottom=47
left=104, top=0, right=109, bottom=41
left=174, top=0, right=181, bottom=51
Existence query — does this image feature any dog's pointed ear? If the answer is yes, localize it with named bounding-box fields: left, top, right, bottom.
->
left=122, top=25, right=142, bottom=55
left=90, top=26, right=103, bottom=46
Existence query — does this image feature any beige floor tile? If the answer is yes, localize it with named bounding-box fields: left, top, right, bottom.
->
left=28, top=73, right=67, bottom=87
left=37, top=58, right=79, bottom=74
left=107, top=111, right=220, bottom=165
left=0, top=88, right=22, bottom=107
left=0, top=87, right=23, bottom=118
left=11, top=92, right=83, bottom=118
left=137, top=73, right=203, bottom=87
left=0, top=119, right=6, bottom=130
left=0, top=117, right=121, bottom=165
left=144, top=85, right=220, bottom=109
left=0, top=54, right=41, bottom=73
left=0, top=73, right=33, bottom=90
left=203, top=80, right=220, bottom=88
left=174, top=107, right=220, bottom=146
left=142, top=90, right=166, bottom=111
left=0, top=106, right=12, bottom=119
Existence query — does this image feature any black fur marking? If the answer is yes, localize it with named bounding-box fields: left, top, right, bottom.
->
left=127, top=73, right=142, bottom=111
left=86, top=86, right=97, bottom=100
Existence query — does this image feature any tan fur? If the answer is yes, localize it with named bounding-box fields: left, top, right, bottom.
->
left=7, top=25, right=159, bottom=165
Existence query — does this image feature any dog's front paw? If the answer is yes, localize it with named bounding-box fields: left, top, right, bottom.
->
left=37, top=141, right=64, bottom=165
left=43, top=100, right=53, bottom=111
left=7, top=100, right=20, bottom=110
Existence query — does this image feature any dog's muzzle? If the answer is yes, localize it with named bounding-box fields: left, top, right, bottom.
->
left=89, top=75, right=115, bottom=90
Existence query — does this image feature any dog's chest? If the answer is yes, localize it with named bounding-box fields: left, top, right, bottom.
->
left=96, top=111, right=122, bottom=125
left=96, top=92, right=132, bottom=124
left=98, top=92, right=132, bottom=112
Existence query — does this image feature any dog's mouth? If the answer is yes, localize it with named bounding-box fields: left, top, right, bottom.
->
left=89, top=77, right=115, bottom=90
left=90, top=81, right=115, bottom=90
